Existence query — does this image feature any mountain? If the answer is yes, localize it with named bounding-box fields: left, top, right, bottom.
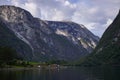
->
left=0, top=17, right=33, bottom=61
left=79, top=10, right=120, bottom=66
left=0, top=5, right=99, bottom=61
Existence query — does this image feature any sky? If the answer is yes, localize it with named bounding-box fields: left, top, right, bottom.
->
left=0, top=0, right=120, bottom=37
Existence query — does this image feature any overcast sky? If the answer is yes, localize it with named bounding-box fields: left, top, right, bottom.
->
left=0, top=0, right=120, bottom=37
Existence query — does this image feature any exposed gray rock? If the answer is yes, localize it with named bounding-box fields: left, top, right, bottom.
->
left=0, top=5, right=99, bottom=61
left=47, top=21, right=99, bottom=52
left=0, top=18, right=33, bottom=61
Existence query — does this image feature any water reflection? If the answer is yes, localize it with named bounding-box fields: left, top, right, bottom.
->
left=0, top=67, right=120, bottom=80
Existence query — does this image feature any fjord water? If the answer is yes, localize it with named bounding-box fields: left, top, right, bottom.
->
left=0, top=67, right=120, bottom=80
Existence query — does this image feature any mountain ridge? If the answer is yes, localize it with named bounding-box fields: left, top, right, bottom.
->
left=0, top=5, right=99, bottom=61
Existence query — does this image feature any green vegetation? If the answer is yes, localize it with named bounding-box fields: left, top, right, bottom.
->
left=0, top=46, right=19, bottom=67
left=0, top=46, right=33, bottom=68
left=0, top=46, right=71, bottom=68
left=46, top=59, right=68, bottom=65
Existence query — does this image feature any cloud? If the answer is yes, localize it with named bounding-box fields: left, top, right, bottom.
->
left=71, top=0, right=120, bottom=37
left=0, top=0, right=120, bottom=37
left=24, top=2, right=41, bottom=17
left=10, top=0, right=41, bottom=17
left=104, top=19, right=113, bottom=27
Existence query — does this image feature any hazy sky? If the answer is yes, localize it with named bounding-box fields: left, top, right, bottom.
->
left=0, top=0, right=120, bottom=37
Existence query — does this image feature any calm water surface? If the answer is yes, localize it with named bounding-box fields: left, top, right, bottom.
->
left=0, top=67, right=120, bottom=80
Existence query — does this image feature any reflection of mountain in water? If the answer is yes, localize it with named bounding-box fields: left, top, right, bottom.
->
left=0, top=67, right=120, bottom=80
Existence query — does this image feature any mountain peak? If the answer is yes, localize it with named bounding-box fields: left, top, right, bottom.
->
left=0, top=5, right=33, bottom=22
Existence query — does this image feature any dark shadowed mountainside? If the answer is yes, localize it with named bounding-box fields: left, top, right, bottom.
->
left=78, top=10, right=120, bottom=66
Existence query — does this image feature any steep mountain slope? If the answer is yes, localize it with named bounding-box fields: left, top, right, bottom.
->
left=80, top=10, right=120, bottom=66
left=0, top=5, right=99, bottom=61
left=47, top=21, right=99, bottom=52
left=0, top=18, right=33, bottom=60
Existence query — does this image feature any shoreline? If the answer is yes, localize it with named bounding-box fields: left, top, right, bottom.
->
left=0, top=65, right=68, bottom=71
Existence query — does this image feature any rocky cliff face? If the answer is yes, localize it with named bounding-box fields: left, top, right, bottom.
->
left=79, top=10, right=120, bottom=66
left=47, top=21, right=99, bottom=52
left=0, top=5, right=99, bottom=61
left=0, top=18, right=33, bottom=61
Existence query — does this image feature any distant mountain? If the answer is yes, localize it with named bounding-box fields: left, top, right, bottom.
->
left=79, top=10, right=120, bottom=66
left=0, top=5, right=99, bottom=61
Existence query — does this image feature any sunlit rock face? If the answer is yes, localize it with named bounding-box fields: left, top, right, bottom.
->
left=0, top=5, right=99, bottom=61
left=47, top=21, right=99, bottom=52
